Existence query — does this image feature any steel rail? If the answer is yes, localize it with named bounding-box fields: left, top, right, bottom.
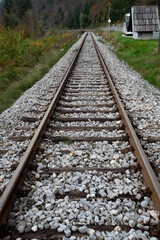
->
left=0, top=33, right=87, bottom=226
left=91, top=33, right=160, bottom=211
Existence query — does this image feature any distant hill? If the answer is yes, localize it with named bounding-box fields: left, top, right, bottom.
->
left=31, top=0, right=92, bottom=29
left=30, top=0, right=137, bottom=28
left=0, top=0, right=159, bottom=29
left=31, top=0, right=160, bottom=28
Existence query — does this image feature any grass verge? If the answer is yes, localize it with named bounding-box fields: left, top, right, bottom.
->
left=0, top=39, right=76, bottom=113
left=101, top=31, right=160, bottom=89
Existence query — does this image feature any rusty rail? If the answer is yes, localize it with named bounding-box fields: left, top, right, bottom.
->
left=0, top=32, right=159, bottom=229
left=91, top=33, right=160, bottom=211
left=0, top=33, right=87, bottom=226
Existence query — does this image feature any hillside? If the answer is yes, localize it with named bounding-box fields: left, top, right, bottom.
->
left=31, top=0, right=160, bottom=28
left=31, top=0, right=140, bottom=28
left=0, top=0, right=159, bottom=29
left=31, top=0, right=87, bottom=29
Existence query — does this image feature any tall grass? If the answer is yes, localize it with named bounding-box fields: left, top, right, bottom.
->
left=0, top=28, right=77, bottom=112
left=0, top=28, right=76, bottom=91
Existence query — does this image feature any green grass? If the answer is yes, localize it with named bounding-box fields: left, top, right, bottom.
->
left=101, top=31, right=160, bottom=89
left=0, top=40, right=76, bottom=113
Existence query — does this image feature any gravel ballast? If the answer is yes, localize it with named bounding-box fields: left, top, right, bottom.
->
left=0, top=33, right=159, bottom=240
left=96, top=35, right=160, bottom=180
left=0, top=35, right=86, bottom=194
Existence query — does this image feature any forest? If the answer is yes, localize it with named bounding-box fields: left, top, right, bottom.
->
left=0, top=0, right=159, bottom=34
left=0, top=0, right=159, bottom=111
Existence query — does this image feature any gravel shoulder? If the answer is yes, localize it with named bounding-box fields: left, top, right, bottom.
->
left=96, top=35, right=160, bottom=181
left=0, top=35, right=86, bottom=194
left=0, top=33, right=159, bottom=240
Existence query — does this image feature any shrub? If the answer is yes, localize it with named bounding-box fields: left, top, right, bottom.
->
left=0, top=28, right=76, bottom=92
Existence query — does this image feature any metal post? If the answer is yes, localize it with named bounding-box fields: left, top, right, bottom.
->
left=108, top=5, right=111, bottom=39
left=108, top=18, right=111, bottom=40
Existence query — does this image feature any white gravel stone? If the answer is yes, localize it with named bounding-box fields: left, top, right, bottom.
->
left=141, top=200, right=148, bottom=208
left=64, top=229, right=71, bottom=237
left=109, top=210, right=119, bottom=216
left=99, top=189, right=107, bottom=197
left=79, top=226, right=88, bottom=233
left=0, top=34, right=86, bottom=194
left=129, top=220, right=136, bottom=228
left=57, top=224, right=66, bottom=232
left=45, top=203, right=52, bottom=211
left=31, top=226, right=38, bottom=232
left=96, top=34, right=160, bottom=180
left=89, top=235, right=96, bottom=240
left=114, top=226, right=122, bottom=232
left=74, top=150, right=83, bottom=156
left=72, top=226, right=78, bottom=232
left=149, top=210, right=159, bottom=221
left=16, top=221, right=27, bottom=233
left=87, top=228, right=95, bottom=235
left=3, top=34, right=160, bottom=240
left=69, top=237, right=76, bottom=240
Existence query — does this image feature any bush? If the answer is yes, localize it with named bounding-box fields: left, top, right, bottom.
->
left=0, top=28, right=76, bottom=92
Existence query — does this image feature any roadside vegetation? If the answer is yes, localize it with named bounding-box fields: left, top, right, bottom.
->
left=101, top=31, right=160, bottom=89
left=0, top=28, right=77, bottom=113
left=0, top=0, right=159, bottom=112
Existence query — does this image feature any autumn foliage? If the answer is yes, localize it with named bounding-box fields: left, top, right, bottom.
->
left=0, top=28, right=75, bottom=91
left=1, top=0, right=159, bottom=29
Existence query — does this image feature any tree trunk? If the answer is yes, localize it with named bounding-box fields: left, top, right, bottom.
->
left=158, top=30, right=160, bottom=55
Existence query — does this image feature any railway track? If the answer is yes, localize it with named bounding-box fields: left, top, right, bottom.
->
left=0, top=33, right=160, bottom=239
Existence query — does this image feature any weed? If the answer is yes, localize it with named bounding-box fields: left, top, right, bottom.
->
left=62, top=138, right=73, bottom=145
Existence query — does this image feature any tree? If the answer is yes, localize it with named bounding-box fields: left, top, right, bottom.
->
left=140, top=0, right=160, bottom=5
left=63, top=11, right=71, bottom=28
left=79, top=13, right=84, bottom=28
left=3, top=0, right=12, bottom=13
left=5, top=0, right=158, bottom=30
left=72, top=7, right=80, bottom=28
left=158, top=30, right=160, bottom=55
left=24, top=9, right=42, bottom=38
left=54, top=6, right=64, bottom=26
left=110, top=0, right=139, bottom=23
left=2, top=0, right=33, bottom=28
left=3, top=12, right=19, bottom=28
left=47, top=0, right=53, bottom=4
left=14, top=0, right=32, bottom=18
left=83, top=2, right=90, bottom=15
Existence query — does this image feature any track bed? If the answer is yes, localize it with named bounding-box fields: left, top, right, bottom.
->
left=0, top=34, right=160, bottom=240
